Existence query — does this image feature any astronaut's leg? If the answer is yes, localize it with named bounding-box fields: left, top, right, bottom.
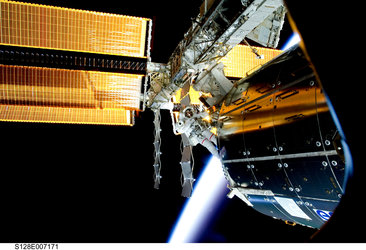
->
left=202, top=130, right=217, bottom=145
left=200, top=137, right=219, bottom=158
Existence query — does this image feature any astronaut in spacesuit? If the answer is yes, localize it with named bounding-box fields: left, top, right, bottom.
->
left=175, top=106, right=219, bottom=158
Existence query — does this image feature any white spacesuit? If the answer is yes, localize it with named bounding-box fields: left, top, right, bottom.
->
left=175, top=106, right=219, bottom=158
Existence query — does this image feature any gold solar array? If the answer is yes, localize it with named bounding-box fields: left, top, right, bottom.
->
left=220, top=44, right=283, bottom=78
left=0, top=0, right=150, bottom=125
left=0, top=65, right=142, bottom=125
left=0, top=104, right=132, bottom=125
left=0, top=0, right=149, bottom=57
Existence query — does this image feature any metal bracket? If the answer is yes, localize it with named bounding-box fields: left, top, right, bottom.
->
left=152, top=109, right=162, bottom=189
left=180, top=134, right=195, bottom=197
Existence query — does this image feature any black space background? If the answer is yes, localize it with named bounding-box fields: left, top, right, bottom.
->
left=0, top=0, right=320, bottom=243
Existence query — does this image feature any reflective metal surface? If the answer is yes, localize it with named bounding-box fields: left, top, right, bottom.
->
left=218, top=45, right=346, bottom=228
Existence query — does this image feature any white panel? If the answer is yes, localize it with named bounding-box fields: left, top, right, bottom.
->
left=274, top=196, right=311, bottom=220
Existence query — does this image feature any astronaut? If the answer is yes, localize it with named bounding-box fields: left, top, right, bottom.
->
left=175, top=106, right=219, bottom=158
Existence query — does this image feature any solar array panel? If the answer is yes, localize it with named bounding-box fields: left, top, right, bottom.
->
left=0, top=104, right=132, bottom=125
left=0, top=0, right=149, bottom=57
left=0, top=65, right=142, bottom=125
left=0, top=0, right=151, bottom=125
left=220, top=44, right=282, bottom=78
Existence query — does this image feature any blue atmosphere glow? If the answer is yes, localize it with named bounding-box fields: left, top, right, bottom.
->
left=168, top=156, right=227, bottom=243
left=281, top=33, right=301, bottom=50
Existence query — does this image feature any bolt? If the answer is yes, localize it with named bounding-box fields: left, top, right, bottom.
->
left=289, top=187, right=294, bottom=191
left=322, top=161, right=328, bottom=167
left=331, top=160, right=338, bottom=166
left=284, top=163, right=288, bottom=168
left=325, top=140, right=331, bottom=146
left=316, top=141, right=322, bottom=147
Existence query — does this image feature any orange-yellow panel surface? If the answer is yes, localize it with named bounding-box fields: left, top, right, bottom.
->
left=0, top=64, right=142, bottom=125
left=174, top=85, right=201, bottom=105
left=0, top=104, right=133, bottom=125
left=220, top=44, right=283, bottom=78
left=0, top=0, right=149, bottom=57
